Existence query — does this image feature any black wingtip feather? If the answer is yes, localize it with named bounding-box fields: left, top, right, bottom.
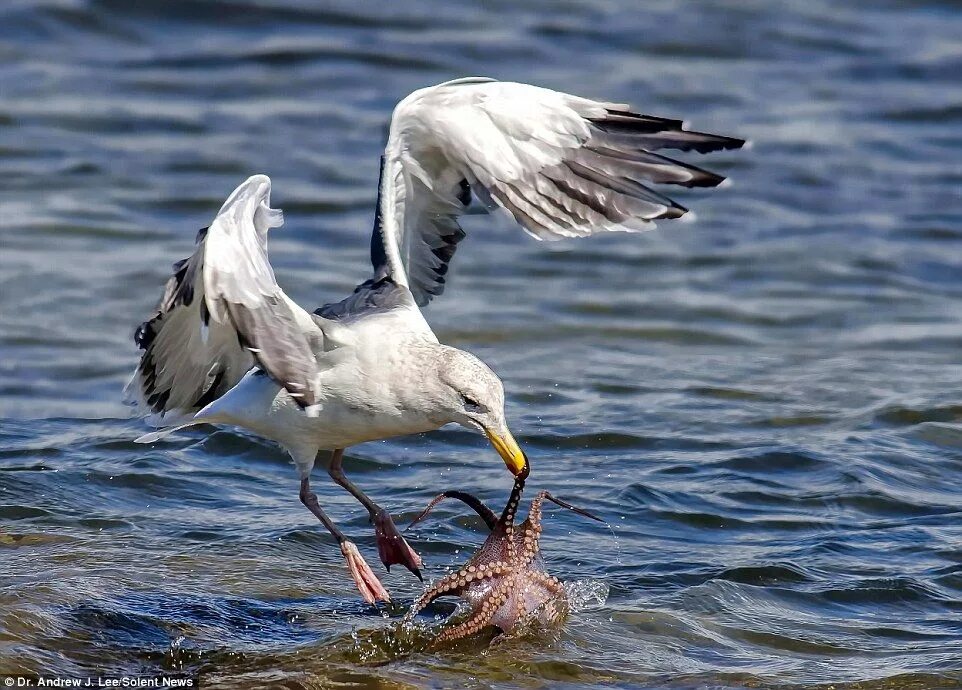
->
left=678, top=130, right=746, bottom=153
left=369, top=156, right=390, bottom=278
left=601, top=109, right=685, bottom=130
left=193, top=368, right=226, bottom=409
left=590, top=109, right=745, bottom=155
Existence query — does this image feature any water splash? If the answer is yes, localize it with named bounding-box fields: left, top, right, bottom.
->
left=565, top=579, right=610, bottom=613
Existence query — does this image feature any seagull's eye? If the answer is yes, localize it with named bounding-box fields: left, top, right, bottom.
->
left=461, top=394, right=482, bottom=412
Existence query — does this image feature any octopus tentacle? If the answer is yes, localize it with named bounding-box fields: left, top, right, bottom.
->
left=542, top=492, right=604, bottom=523
left=526, top=490, right=549, bottom=528
left=527, top=570, right=565, bottom=596
left=433, top=576, right=515, bottom=644
left=510, top=491, right=548, bottom=569
left=404, top=569, right=470, bottom=621
left=493, top=474, right=526, bottom=557
left=503, top=572, right=568, bottom=639
left=403, top=559, right=511, bottom=621
left=515, top=491, right=602, bottom=570
left=535, top=576, right=569, bottom=628
left=405, top=491, right=498, bottom=532
left=500, top=481, right=523, bottom=526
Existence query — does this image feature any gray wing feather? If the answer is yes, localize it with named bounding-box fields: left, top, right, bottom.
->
left=366, top=155, right=468, bottom=307
left=127, top=231, right=253, bottom=419
left=314, top=275, right=415, bottom=322
left=225, top=297, right=319, bottom=405
left=127, top=175, right=323, bottom=418
left=374, top=79, right=744, bottom=306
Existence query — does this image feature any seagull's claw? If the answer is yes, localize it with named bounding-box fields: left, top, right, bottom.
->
left=373, top=508, right=424, bottom=580
left=340, top=540, right=391, bottom=604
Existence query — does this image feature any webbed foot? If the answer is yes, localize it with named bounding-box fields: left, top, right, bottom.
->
left=341, top=540, right=391, bottom=604
left=373, top=508, right=423, bottom=580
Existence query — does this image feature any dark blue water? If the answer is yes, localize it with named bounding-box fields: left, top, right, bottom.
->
left=2, top=1, right=962, bottom=687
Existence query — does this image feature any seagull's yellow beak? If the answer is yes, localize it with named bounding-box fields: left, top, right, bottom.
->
left=484, top=425, right=527, bottom=476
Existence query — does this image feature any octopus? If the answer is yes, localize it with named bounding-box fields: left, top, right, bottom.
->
left=402, top=464, right=601, bottom=644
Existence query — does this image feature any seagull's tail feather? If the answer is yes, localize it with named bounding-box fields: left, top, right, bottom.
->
left=135, top=421, right=201, bottom=444
left=135, top=407, right=225, bottom=443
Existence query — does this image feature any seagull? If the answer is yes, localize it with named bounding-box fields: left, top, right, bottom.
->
left=126, top=77, right=743, bottom=604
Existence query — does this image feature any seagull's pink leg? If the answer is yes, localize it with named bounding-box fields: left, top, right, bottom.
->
left=327, top=449, right=424, bottom=580
left=299, top=476, right=391, bottom=604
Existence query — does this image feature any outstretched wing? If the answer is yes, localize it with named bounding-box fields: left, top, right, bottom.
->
left=372, top=77, right=744, bottom=306
left=125, top=174, right=323, bottom=420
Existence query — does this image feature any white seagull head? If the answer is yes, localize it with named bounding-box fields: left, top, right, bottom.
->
left=436, top=346, right=526, bottom=476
